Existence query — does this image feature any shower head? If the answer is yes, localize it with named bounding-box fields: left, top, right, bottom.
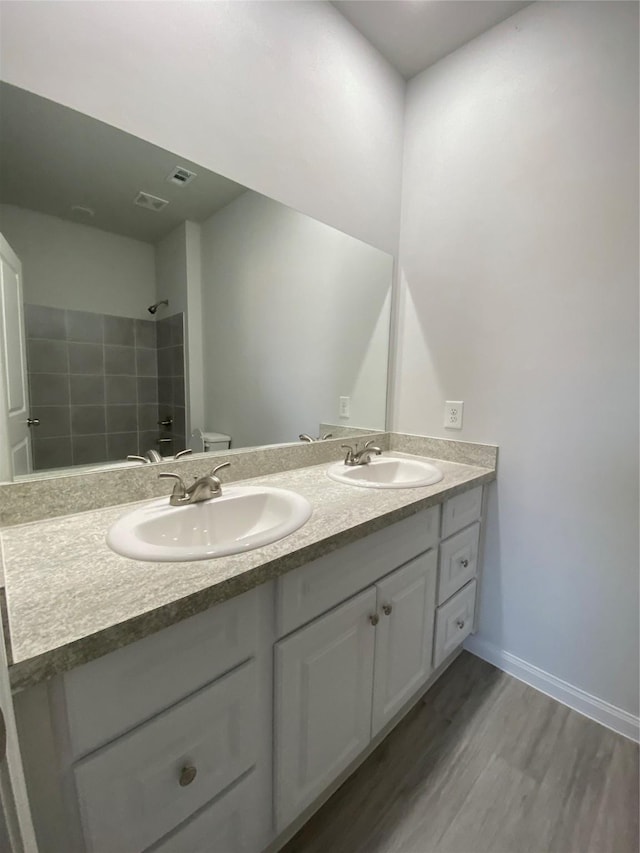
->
left=148, top=299, right=169, bottom=315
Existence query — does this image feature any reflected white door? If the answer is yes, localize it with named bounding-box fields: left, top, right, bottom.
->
left=0, top=606, right=38, bottom=852
left=0, top=234, right=31, bottom=478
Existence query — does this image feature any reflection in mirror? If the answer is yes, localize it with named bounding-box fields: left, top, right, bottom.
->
left=0, top=83, right=393, bottom=482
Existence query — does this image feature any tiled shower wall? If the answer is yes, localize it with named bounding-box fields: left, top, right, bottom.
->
left=24, top=305, right=186, bottom=471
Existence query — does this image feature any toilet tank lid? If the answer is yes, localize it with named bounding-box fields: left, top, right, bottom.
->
left=202, top=431, right=231, bottom=442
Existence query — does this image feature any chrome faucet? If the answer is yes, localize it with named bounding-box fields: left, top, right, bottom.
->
left=159, top=462, right=231, bottom=506
left=128, top=448, right=192, bottom=465
left=341, top=439, right=382, bottom=467
left=299, top=432, right=333, bottom=442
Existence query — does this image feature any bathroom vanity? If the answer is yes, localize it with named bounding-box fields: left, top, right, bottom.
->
left=0, top=434, right=496, bottom=853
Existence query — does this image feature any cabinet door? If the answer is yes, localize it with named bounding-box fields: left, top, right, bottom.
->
left=371, top=551, right=437, bottom=737
left=274, top=588, right=377, bottom=832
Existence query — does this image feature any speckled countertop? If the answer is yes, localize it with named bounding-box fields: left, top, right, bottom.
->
left=2, top=449, right=496, bottom=690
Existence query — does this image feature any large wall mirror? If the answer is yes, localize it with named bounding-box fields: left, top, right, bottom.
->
left=0, top=83, right=393, bottom=482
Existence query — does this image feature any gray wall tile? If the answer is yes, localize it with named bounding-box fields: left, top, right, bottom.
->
left=71, top=406, right=107, bottom=435
left=104, top=345, right=136, bottom=376
left=26, top=307, right=187, bottom=472
left=27, top=339, right=68, bottom=374
left=106, top=405, right=138, bottom=433
left=106, top=376, right=137, bottom=405
left=68, top=342, right=104, bottom=375
left=30, top=406, right=71, bottom=439
left=66, top=310, right=104, bottom=344
left=137, top=405, right=159, bottom=431
left=72, top=435, right=107, bottom=465
left=33, top=437, right=73, bottom=470
left=156, top=318, right=172, bottom=349
left=137, top=377, right=158, bottom=404
left=135, top=320, right=156, bottom=349
left=70, top=375, right=105, bottom=406
left=106, top=432, right=138, bottom=460
left=104, top=315, right=135, bottom=346
left=138, top=430, right=160, bottom=454
left=157, top=347, right=172, bottom=377
left=135, top=348, right=157, bottom=377
left=24, top=304, right=67, bottom=340
left=30, top=374, right=70, bottom=407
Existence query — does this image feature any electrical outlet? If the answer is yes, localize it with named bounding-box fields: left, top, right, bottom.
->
left=444, top=401, right=464, bottom=430
left=339, top=396, right=350, bottom=418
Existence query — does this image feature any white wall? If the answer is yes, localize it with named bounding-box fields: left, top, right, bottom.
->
left=154, top=220, right=206, bottom=439
left=0, top=0, right=405, bottom=255
left=394, top=1, right=639, bottom=716
left=200, top=191, right=392, bottom=447
left=0, top=204, right=156, bottom=319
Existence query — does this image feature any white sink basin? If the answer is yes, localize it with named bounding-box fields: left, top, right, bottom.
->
left=107, top=485, right=312, bottom=562
left=327, top=456, right=443, bottom=489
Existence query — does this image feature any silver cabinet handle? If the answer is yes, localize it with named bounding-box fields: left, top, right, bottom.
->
left=369, top=613, right=380, bottom=626
left=179, top=765, right=197, bottom=787
left=456, top=618, right=465, bottom=629
left=26, top=418, right=40, bottom=427
left=382, top=604, right=393, bottom=616
left=460, top=558, right=469, bottom=568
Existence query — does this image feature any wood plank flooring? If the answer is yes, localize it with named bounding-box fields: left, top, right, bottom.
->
left=282, top=652, right=639, bottom=853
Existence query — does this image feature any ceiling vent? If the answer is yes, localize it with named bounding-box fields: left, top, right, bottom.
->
left=166, top=166, right=197, bottom=186
left=134, top=191, right=169, bottom=212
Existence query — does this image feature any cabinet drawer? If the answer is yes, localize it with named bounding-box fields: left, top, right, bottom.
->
left=441, top=486, right=482, bottom=538
left=277, top=506, right=440, bottom=637
left=63, top=589, right=257, bottom=758
left=147, top=770, right=263, bottom=853
left=74, top=659, right=257, bottom=853
left=433, top=581, right=476, bottom=669
left=437, top=522, right=480, bottom=605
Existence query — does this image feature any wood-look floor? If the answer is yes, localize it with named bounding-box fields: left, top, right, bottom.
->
left=282, top=652, right=639, bottom=853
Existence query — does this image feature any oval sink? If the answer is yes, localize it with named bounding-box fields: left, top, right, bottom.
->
left=107, top=485, right=312, bottom=562
left=327, top=456, right=443, bottom=489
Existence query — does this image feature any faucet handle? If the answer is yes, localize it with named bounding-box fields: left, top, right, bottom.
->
left=321, top=433, right=333, bottom=440
left=158, top=472, right=187, bottom=500
left=210, top=461, right=231, bottom=480
left=175, top=449, right=193, bottom=460
left=127, top=455, right=148, bottom=464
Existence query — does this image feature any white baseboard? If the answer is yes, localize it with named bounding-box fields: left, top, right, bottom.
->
left=464, top=634, right=639, bottom=743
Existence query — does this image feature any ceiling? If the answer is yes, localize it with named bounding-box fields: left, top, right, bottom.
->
left=0, top=83, right=247, bottom=244
left=332, top=1, right=532, bottom=79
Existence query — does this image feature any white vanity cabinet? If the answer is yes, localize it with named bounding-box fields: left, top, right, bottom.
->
left=274, top=524, right=439, bottom=831
left=274, top=487, right=485, bottom=835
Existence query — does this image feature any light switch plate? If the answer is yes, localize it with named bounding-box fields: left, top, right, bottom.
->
left=339, top=396, right=350, bottom=418
left=444, top=401, right=463, bottom=430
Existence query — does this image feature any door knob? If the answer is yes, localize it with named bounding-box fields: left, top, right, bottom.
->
left=382, top=604, right=393, bottom=616
left=460, top=558, right=469, bottom=568
left=369, top=613, right=379, bottom=626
